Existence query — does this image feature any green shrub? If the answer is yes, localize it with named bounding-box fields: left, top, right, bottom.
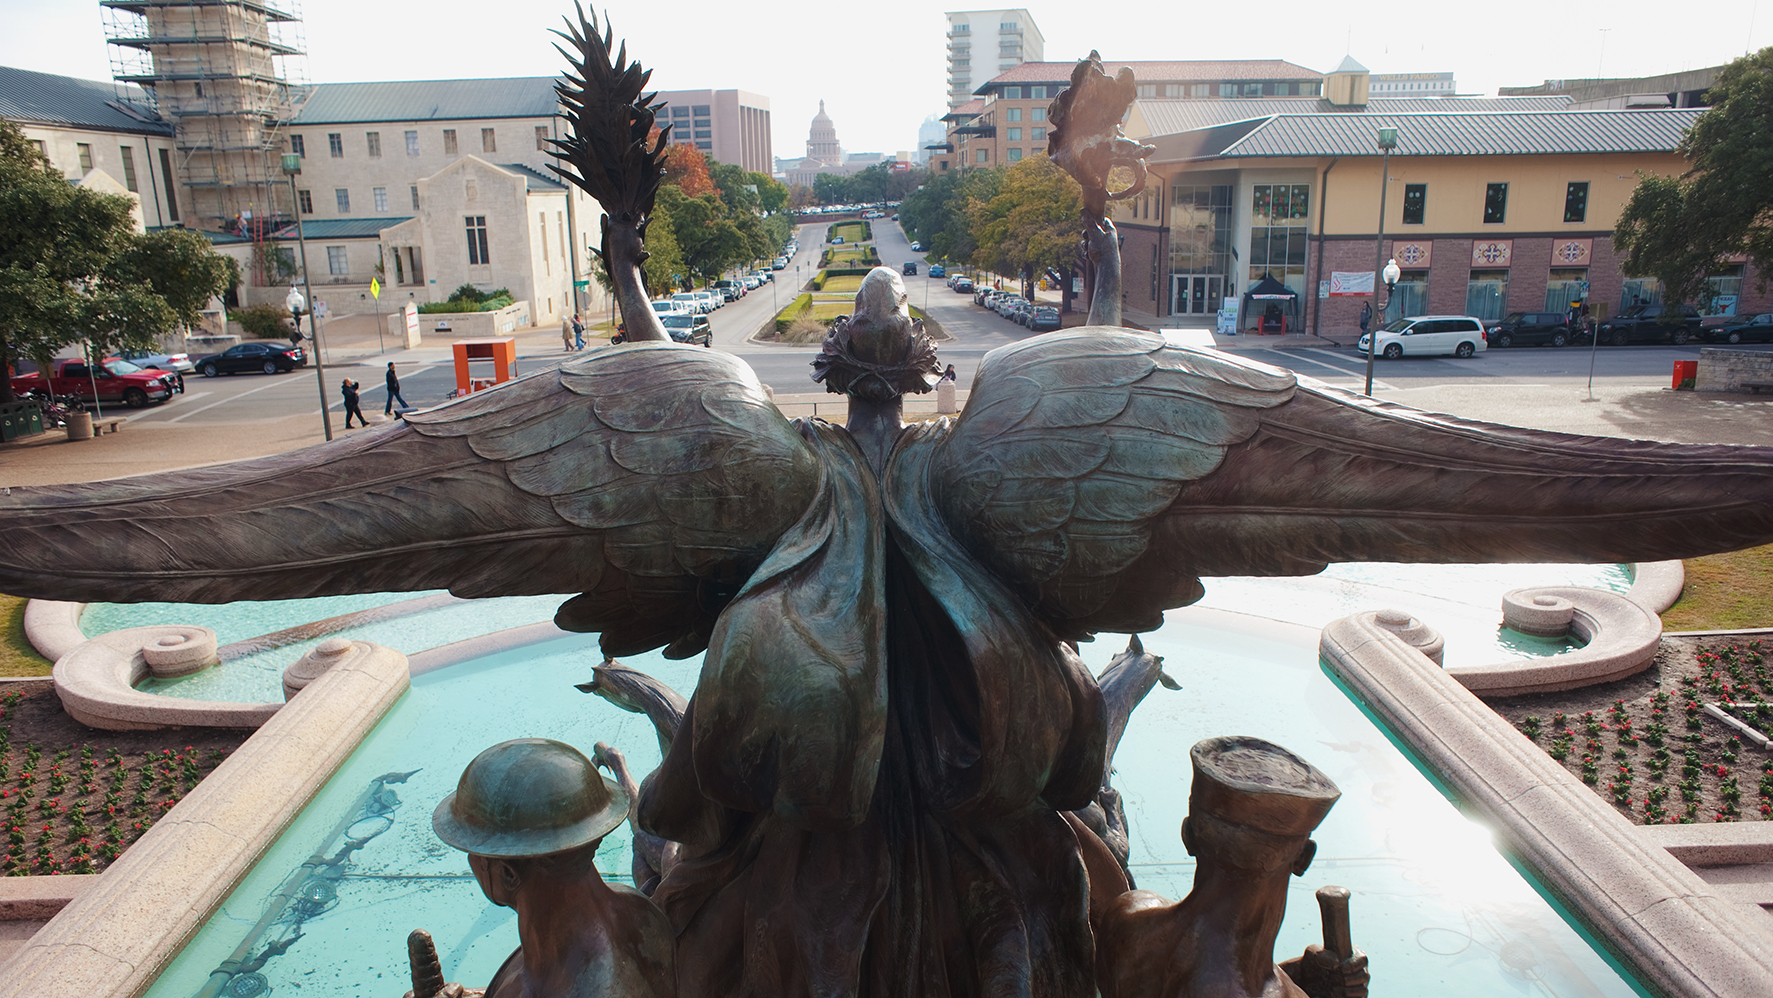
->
left=418, top=296, right=514, bottom=314
left=228, top=303, right=292, bottom=340
left=812, top=268, right=873, bottom=291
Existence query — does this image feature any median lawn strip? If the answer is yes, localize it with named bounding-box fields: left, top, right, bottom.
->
left=828, top=221, right=871, bottom=243
left=0, top=596, right=50, bottom=678
left=1661, top=543, right=1773, bottom=631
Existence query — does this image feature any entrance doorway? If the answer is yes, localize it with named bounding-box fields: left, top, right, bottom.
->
left=1173, top=275, right=1224, bottom=315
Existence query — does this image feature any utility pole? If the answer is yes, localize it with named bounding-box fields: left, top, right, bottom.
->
left=1364, top=128, right=1397, bottom=397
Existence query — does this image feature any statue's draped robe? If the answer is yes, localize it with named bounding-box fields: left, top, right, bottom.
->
left=642, top=421, right=1107, bottom=998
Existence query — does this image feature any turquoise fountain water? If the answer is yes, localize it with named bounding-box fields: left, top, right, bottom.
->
left=122, top=562, right=1645, bottom=998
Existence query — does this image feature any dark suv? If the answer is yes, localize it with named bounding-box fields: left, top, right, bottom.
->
left=1594, top=304, right=1703, bottom=345
left=1487, top=312, right=1573, bottom=348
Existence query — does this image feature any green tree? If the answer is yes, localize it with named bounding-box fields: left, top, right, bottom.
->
left=0, top=120, right=240, bottom=399
left=967, top=155, right=1082, bottom=299
left=750, top=172, right=789, bottom=213
left=656, top=185, right=750, bottom=283
left=1615, top=47, right=1773, bottom=308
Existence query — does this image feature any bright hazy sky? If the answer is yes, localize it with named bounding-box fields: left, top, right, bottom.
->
left=1, top=0, right=1765, bottom=164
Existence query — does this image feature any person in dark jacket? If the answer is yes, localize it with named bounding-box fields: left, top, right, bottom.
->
left=342, top=378, right=368, bottom=428
left=385, top=362, right=408, bottom=415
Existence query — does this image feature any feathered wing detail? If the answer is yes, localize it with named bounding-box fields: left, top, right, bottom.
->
left=0, top=346, right=820, bottom=660
left=546, top=1, right=670, bottom=341
left=929, top=329, right=1294, bottom=636
left=932, top=328, right=1773, bottom=640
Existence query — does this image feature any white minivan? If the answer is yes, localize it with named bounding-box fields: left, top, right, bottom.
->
left=1358, top=315, right=1488, bottom=359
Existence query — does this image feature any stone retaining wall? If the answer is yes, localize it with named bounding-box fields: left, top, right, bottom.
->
left=1695, top=347, right=1773, bottom=392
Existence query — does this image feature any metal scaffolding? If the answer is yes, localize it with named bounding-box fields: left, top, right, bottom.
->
left=102, top=0, right=310, bottom=234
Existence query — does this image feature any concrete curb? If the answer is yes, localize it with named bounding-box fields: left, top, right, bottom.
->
left=1321, top=609, right=1773, bottom=998
left=0, top=640, right=410, bottom=998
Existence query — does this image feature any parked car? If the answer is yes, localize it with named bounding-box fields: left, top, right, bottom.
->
left=713, top=280, right=743, bottom=301
left=662, top=312, right=713, bottom=347
left=741, top=275, right=762, bottom=290
left=909, top=241, right=924, bottom=252
left=11, top=357, right=181, bottom=408
left=928, top=264, right=945, bottom=278
left=1593, top=304, right=1703, bottom=345
left=832, top=236, right=845, bottom=245
left=116, top=348, right=196, bottom=373
left=692, top=290, right=721, bottom=312
left=1357, top=316, right=1488, bottom=359
left=1028, top=306, right=1062, bottom=332
left=902, top=262, right=918, bottom=275
left=994, top=296, right=1028, bottom=318
left=1486, top=312, right=1575, bottom=348
left=193, top=341, right=308, bottom=377
left=1706, top=313, right=1773, bottom=344
left=670, top=292, right=709, bottom=314
left=773, top=257, right=789, bottom=270
left=953, top=277, right=974, bottom=293
left=651, top=300, right=689, bottom=318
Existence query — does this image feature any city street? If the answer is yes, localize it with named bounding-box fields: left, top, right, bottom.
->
left=67, top=219, right=1773, bottom=432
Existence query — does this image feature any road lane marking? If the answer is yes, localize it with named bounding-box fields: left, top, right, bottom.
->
left=164, top=378, right=300, bottom=422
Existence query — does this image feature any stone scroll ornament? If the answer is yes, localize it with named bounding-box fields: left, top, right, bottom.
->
left=9, top=5, right=1773, bottom=996
left=1047, top=51, right=1157, bottom=327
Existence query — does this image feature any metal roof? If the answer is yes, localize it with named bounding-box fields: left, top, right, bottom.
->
left=0, top=65, right=171, bottom=135
left=269, top=217, right=412, bottom=239
left=982, top=59, right=1324, bottom=91
left=502, top=162, right=567, bottom=192
left=1214, top=108, right=1702, bottom=158
left=1134, top=96, right=1573, bottom=137
left=292, top=78, right=561, bottom=124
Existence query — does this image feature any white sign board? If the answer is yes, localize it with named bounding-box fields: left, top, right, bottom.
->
left=1329, top=271, right=1375, bottom=296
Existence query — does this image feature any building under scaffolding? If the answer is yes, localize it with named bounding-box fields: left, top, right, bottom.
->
left=102, top=0, right=308, bottom=236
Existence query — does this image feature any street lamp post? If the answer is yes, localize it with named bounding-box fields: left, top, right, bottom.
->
left=284, top=147, right=331, bottom=440
left=1363, top=127, right=1398, bottom=397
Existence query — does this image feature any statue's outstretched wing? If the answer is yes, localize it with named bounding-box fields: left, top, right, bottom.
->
left=0, top=345, right=819, bottom=658
left=927, top=328, right=1773, bottom=638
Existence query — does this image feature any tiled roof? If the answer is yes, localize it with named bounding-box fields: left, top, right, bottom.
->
left=0, top=65, right=171, bottom=135
left=1133, top=96, right=1573, bottom=137
left=980, top=59, right=1323, bottom=91
left=292, top=78, right=560, bottom=124
left=943, top=98, right=986, bottom=121
left=1215, top=109, right=1702, bottom=158
left=269, top=217, right=412, bottom=239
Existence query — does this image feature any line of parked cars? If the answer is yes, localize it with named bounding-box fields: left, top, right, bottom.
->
left=954, top=276, right=1063, bottom=332
left=1482, top=305, right=1773, bottom=349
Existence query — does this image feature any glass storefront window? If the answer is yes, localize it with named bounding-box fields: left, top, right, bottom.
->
left=1466, top=269, right=1508, bottom=322
left=1545, top=268, right=1588, bottom=313
left=1620, top=278, right=1661, bottom=310
left=1385, top=271, right=1429, bottom=321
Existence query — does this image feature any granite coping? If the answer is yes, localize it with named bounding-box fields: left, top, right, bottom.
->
left=1322, top=609, right=1773, bottom=998
left=51, top=626, right=282, bottom=730
left=0, top=876, right=98, bottom=921
left=1447, top=585, right=1664, bottom=696
left=0, top=639, right=410, bottom=998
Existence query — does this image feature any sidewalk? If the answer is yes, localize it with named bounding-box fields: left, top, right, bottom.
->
left=304, top=311, right=603, bottom=370
left=7, top=323, right=1771, bottom=487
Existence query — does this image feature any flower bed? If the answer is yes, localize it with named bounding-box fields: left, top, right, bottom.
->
left=1487, top=636, right=1773, bottom=824
left=0, top=687, right=244, bottom=876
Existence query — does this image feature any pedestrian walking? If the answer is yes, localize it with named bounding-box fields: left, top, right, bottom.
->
left=1359, top=300, right=1373, bottom=337
left=341, top=378, right=368, bottom=428
left=384, top=362, right=408, bottom=415
left=572, top=314, right=585, bottom=351
left=561, top=314, right=575, bottom=351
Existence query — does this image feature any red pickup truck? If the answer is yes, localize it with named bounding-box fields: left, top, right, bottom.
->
left=11, top=358, right=182, bottom=409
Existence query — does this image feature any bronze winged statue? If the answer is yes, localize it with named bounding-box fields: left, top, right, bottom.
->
left=8, top=18, right=1773, bottom=998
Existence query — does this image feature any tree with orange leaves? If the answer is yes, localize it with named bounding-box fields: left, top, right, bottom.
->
left=646, top=127, right=715, bottom=197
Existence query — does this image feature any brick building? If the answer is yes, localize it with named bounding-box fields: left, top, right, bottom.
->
left=1106, top=63, right=1766, bottom=334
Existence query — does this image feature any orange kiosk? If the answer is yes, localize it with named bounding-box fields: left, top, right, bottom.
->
left=451, top=337, right=518, bottom=395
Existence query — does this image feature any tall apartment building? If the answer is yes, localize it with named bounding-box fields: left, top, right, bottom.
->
left=101, top=0, right=308, bottom=232
left=652, top=89, right=772, bottom=175
left=945, top=9, right=1043, bottom=111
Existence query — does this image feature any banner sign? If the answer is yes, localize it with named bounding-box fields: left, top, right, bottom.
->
left=1328, top=271, right=1375, bottom=296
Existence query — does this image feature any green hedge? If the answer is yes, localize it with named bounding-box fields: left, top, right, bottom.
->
left=772, top=293, right=815, bottom=333
left=417, top=295, right=514, bottom=314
